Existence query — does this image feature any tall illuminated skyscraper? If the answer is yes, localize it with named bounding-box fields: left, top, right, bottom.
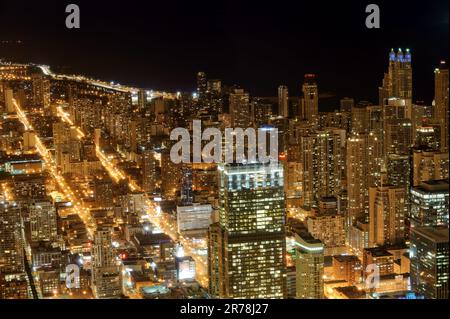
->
left=301, top=74, right=318, bottom=123
left=91, top=228, right=122, bottom=299
left=368, top=185, right=406, bottom=247
left=410, top=226, right=449, bottom=299
left=379, top=48, right=413, bottom=116
left=278, top=85, right=289, bottom=118
left=410, top=180, right=449, bottom=227
left=300, top=128, right=345, bottom=206
left=208, top=163, right=286, bottom=299
left=197, top=71, right=207, bottom=100
left=29, top=200, right=57, bottom=243
left=229, top=88, right=251, bottom=128
left=433, top=61, right=449, bottom=152
left=142, top=149, right=158, bottom=194
left=346, top=133, right=382, bottom=224
left=31, top=73, right=51, bottom=109
left=0, top=202, right=24, bottom=275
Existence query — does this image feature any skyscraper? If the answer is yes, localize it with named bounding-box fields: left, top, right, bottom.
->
left=379, top=48, right=413, bottom=116
left=229, top=89, right=251, bottom=128
left=301, top=74, right=318, bottom=123
left=346, top=133, right=382, bottom=224
left=412, top=148, right=449, bottom=187
left=29, top=200, right=57, bottom=242
left=410, top=180, right=449, bottom=227
left=91, top=228, right=122, bottom=299
left=410, top=226, right=449, bottom=299
left=197, top=71, right=207, bottom=100
left=300, top=128, right=345, bottom=206
left=142, top=149, right=158, bottom=194
left=278, top=85, right=289, bottom=118
left=208, top=163, right=286, bottom=298
left=0, top=202, right=24, bottom=275
left=31, top=73, right=51, bottom=108
left=433, top=61, right=449, bottom=152
left=368, top=185, right=406, bottom=247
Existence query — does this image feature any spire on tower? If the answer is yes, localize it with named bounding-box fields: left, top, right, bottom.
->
left=389, top=48, right=396, bottom=62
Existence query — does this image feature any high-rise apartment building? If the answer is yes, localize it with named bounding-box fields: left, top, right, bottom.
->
left=301, top=74, right=318, bottom=123
left=91, top=228, right=122, bottom=299
left=433, top=61, right=449, bottom=152
left=31, top=73, right=51, bottom=108
left=0, top=202, right=24, bottom=275
left=29, top=200, right=57, bottom=242
left=369, top=185, right=406, bottom=247
left=278, top=85, right=289, bottom=118
left=229, top=89, right=252, bottom=128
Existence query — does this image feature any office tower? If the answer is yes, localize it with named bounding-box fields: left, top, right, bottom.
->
left=31, top=73, right=51, bottom=108
left=229, top=88, right=251, bottom=128
left=141, top=149, right=158, bottom=194
left=351, top=105, right=369, bottom=134
left=412, top=148, right=449, bottom=187
left=91, top=228, right=122, bottom=299
left=379, top=48, right=413, bottom=116
left=4, top=88, right=14, bottom=113
left=278, top=85, right=289, bottom=117
left=208, top=163, right=286, bottom=299
left=300, top=128, right=345, bottom=206
left=433, top=61, right=449, bottom=152
left=0, top=203, right=24, bottom=274
left=301, top=74, right=319, bottom=123
left=369, top=185, right=406, bottom=247
left=340, top=97, right=354, bottom=112
left=29, top=200, right=57, bottom=242
left=346, top=133, right=382, bottom=224
left=294, top=228, right=324, bottom=299
left=410, top=180, right=449, bottom=227
left=197, top=72, right=207, bottom=100
left=410, top=226, right=449, bottom=299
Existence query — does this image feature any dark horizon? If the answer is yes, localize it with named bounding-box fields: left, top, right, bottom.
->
left=0, top=0, right=448, bottom=107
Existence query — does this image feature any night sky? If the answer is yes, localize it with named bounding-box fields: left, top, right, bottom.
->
left=0, top=0, right=448, bottom=108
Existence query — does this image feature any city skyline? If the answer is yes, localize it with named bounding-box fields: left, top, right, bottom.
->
left=0, top=0, right=449, bottom=303
left=0, top=0, right=449, bottom=105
